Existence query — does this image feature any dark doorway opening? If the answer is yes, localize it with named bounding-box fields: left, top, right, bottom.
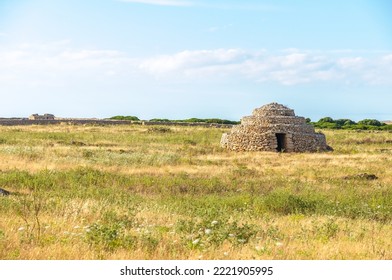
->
left=276, top=133, right=286, bottom=152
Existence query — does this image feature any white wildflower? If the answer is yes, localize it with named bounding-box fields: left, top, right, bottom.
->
left=205, top=229, right=212, bottom=235
left=192, top=238, right=200, bottom=245
left=211, top=220, right=218, bottom=226
left=255, top=246, right=265, bottom=251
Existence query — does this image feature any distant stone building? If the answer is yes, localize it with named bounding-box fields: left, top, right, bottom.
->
left=221, top=103, right=331, bottom=152
left=29, top=114, right=55, bottom=120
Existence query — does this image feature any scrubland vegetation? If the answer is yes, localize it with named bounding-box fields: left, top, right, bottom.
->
left=0, top=124, right=391, bottom=259
left=311, top=117, right=392, bottom=130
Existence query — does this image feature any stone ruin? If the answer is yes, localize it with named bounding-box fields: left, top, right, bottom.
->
left=221, top=103, right=331, bottom=152
left=29, top=114, right=55, bottom=120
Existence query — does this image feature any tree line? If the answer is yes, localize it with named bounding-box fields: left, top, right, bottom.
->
left=110, top=115, right=391, bottom=130
left=309, top=117, right=392, bottom=130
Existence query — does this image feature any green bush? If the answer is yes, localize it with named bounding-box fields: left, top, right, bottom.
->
left=358, top=119, right=383, bottom=126
left=335, top=119, right=356, bottom=126
left=319, top=117, right=334, bottom=123
left=264, top=193, right=317, bottom=215
left=86, top=223, right=136, bottom=251
left=149, top=118, right=172, bottom=122
left=313, top=117, right=388, bottom=131
left=110, top=115, right=140, bottom=121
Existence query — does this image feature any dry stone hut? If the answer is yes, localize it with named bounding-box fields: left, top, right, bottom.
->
left=221, top=103, right=330, bottom=152
left=29, top=114, right=55, bottom=120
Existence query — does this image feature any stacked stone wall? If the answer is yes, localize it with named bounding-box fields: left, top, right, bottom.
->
left=0, top=119, right=233, bottom=128
left=291, top=133, right=327, bottom=152
left=253, top=106, right=295, bottom=117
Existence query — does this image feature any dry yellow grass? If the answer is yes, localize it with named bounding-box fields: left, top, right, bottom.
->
left=0, top=125, right=391, bottom=259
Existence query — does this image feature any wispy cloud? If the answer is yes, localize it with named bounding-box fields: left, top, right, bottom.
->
left=2, top=42, right=391, bottom=88
left=118, top=0, right=193, bottom=7
left=140, top=49, right=249, bottom=74
left=140, top=49, right=392, bottom=86
left=207, top=24, right=233, bottom=33
left=118, top=0, right=281, bottom=10
left=0, top=42, right=136, bottom=87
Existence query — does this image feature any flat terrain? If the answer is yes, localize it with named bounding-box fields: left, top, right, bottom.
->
left=0, top=124, right=391, bottom=259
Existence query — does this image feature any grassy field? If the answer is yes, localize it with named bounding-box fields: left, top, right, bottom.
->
left=0, top=124, right=391, bottom=260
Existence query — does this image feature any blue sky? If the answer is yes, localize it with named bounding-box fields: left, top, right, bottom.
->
left=0, top=0, right=391, bottom=121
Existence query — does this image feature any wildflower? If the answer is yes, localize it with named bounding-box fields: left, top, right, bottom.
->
left=192, top=238, right=200, bottom=245
left=255, top=246, right=265, bottom=251
left=211, top=220, right=218, bottom=226
left=205, top=229, right=212, bottom=235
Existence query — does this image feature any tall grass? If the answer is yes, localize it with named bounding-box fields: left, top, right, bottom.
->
left=0, top=125, right=391, bottom=259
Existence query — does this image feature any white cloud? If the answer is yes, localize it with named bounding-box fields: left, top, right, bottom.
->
left=139, top=49, right=392, bottom=86
left=140, top=49, right=247, bottom=74
left=382, top=54, right=392, bottom=63
left=1, top=42, right=391, bottom=88
left=337, top=57, right=365, bottom=69
left=207, top=24, right=234, bottom=33
left=118, top=0, right=193, bottom=6
left=118, top=0, right=282, bottom=10
left=279, top=53, right=307, bottom=67
left=0, top=42, right=137, bottom=88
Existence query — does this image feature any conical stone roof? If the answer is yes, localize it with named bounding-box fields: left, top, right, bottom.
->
left=221, top=102, right=330, bottom=152
left=252, top=103, right=295, bottom=117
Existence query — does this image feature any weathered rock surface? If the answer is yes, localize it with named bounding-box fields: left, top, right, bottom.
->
left=0, top=188, right=10, bottom=196
left=221, top=103, right=331, bottom=152
left=342, top=173, right=378, bottom=180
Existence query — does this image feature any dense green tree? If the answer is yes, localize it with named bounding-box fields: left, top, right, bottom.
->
left=110, top=115, right=140, bottom=121
left=358, top=119, right=383, bottom=126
